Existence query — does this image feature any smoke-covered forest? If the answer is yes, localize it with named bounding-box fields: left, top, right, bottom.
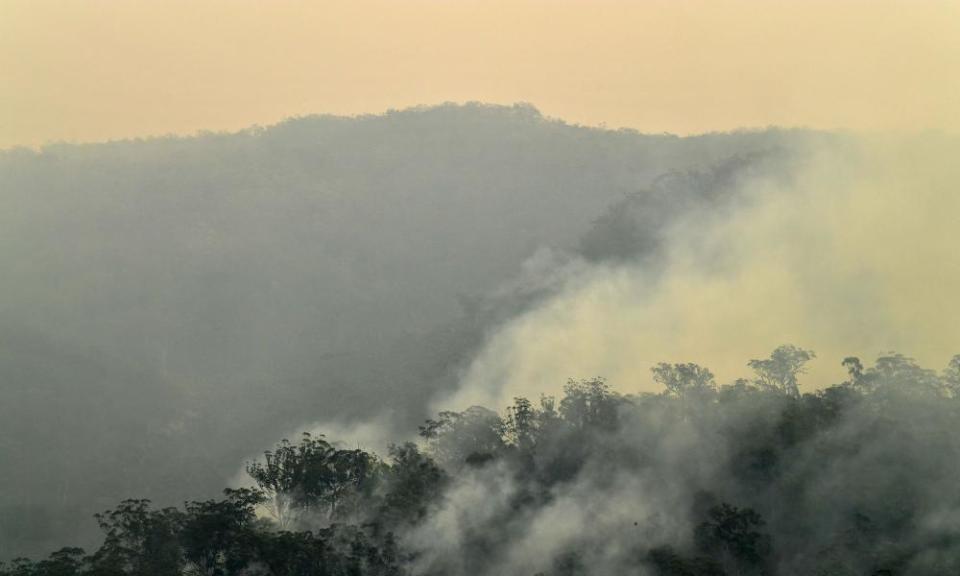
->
left=0, top=104, right=809, bottom=558
left=3, top=103, right=959, bottom=575
left=5, top=347, right=960, bottom=575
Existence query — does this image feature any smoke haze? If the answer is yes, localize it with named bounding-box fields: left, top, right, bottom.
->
left=4, top=103, right=959, bottom=575
left=448, top=133, right=960, bottom=409
left=0, top=104, right=800, bottom=557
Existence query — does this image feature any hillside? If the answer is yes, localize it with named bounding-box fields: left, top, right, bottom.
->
left=0, top=103, right=808, bottom=557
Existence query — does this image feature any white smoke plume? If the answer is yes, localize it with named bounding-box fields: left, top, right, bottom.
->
left=443, top=133, right=960, bottom=410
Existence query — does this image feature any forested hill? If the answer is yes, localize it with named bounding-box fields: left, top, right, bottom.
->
left=6, top=348, right=960, bottom=575
left=0, top=104, right=810, bottom=558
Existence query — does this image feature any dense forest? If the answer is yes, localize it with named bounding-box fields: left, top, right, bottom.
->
left=6, top=346, right=960, bottom=576
left=0, top=104, right=813, bottom=556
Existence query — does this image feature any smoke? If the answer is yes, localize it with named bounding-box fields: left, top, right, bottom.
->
left=9, top=101, right=956, bottom=564
left=360, top=131, right=960, bottom=576
left=224, top=129, right=960, bottom=575
left=404, top=382, right=751, bottom=576
left=444, top=133, right=960, bottom=410
left=13, top=104, right=808, bottom=557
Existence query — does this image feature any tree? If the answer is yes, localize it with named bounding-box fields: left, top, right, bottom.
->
left=379, top=443, right=447, bottom=527
left=846, top=353, right=944, bottom=397
left=694, top=503, right=771, bottom=575
left=842, top=356, right=865, bottom=385
left=503, top=397, right=536, bottom=451
left=419, top=406, right=505, bottom=469
left=0, top=548, right=88, bottom=576
left=559, top=378, right=623, bottom=432
left=89, top=499, right=183, bottom=576
left=872, top=352, right=941, bottom=394
left=246, top=433, right=382, bottom=528
left=652, top=363, right=717, bottom=399
left=748, top=345, right=815, bottom=398
left=246, top=433, right=335, bottom=528
left=180, top=488, right=265, bottom=576
left=255, top=525, right=399, bottom=576
left=322, top=448, right=383, bottom=523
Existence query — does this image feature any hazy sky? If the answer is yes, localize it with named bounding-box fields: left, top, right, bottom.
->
left=2, top=0, right=958, bottom=148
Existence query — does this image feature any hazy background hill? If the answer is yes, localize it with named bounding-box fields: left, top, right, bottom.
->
left=0, top=103, right=807, bottom=557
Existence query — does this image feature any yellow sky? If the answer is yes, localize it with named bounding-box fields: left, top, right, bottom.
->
left=2, top=0, right=958, bottom=148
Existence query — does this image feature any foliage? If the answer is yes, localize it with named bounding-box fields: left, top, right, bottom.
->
left=9, top=346, right=960, bottom=576
left=747, top=345, right=815, bottom=397
left=245, top=433, right=382, bottom=528
left=652, top=363, right=717, bottom=400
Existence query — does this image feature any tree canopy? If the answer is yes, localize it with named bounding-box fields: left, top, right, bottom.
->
left=6, top=346, right=960, bottom=576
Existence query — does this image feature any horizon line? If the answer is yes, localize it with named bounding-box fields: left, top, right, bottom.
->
left=1, top=101, right=828, bottom=153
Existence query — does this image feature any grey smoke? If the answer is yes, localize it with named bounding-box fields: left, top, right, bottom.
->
left=0, top=103, right=809, bottom=558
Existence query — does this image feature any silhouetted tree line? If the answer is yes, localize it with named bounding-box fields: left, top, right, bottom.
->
left=6, top=345, right=960, bottom=575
